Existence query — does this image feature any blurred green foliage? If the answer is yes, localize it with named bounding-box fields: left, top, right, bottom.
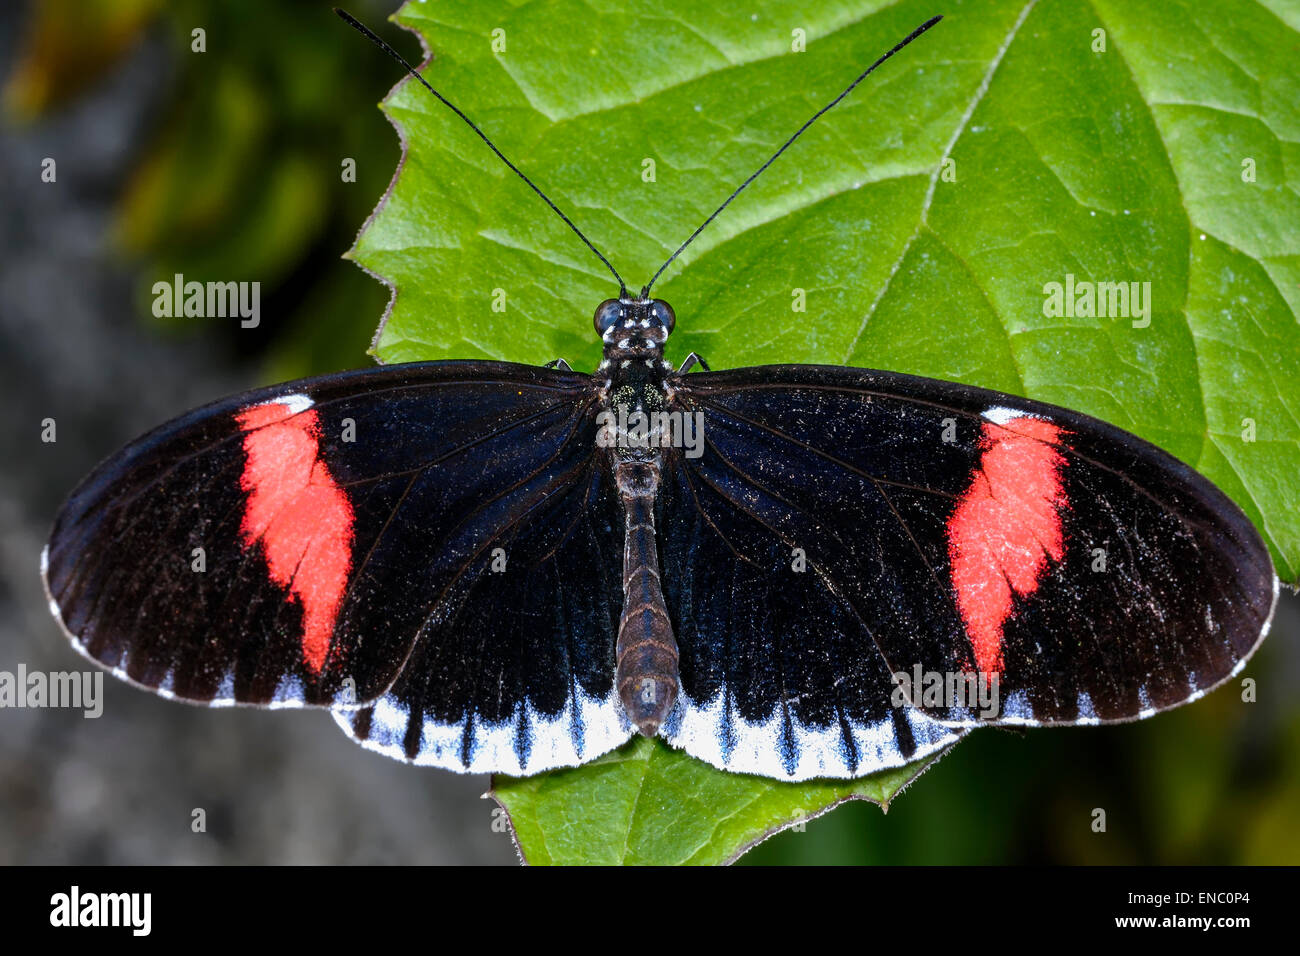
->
left=4, top=0, right=405, bottom=377
left=5, top=0, right=163, bottom=119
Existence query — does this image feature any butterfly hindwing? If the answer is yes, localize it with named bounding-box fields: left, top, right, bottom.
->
left=666, top=364, right=1275, bottom=743
left=658, top=462, right=967, bottom=779
left=335, top=459, right=633, bottom=774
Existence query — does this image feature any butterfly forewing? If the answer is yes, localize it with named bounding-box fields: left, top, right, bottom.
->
left=666, top=364, right=1275, bottom=736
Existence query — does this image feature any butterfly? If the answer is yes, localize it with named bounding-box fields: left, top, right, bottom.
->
left=42, top=12, right=1276, bottom=782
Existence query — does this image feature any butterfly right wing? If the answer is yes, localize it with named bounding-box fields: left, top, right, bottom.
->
left=658, top=362, right=1274, bottom=784
left=656, top=464, right=968, bottom=781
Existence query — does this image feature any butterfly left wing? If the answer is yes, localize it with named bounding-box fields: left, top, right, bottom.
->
left=46, top=359, right=635, bottom=773
left=659, top=363, right=1274, bottom=779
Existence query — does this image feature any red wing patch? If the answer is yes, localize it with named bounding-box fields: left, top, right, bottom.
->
left=236, top=399, right=354, bottom=674
left=947, top=414, right=1067, bottom=674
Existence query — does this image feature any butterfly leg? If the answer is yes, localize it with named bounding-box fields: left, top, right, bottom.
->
left=678, top=352, right=711, bottom=374
left=543, top=358, right=573, bottom=371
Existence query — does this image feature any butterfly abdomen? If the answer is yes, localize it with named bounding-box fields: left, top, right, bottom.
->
left=615, top=462, right=679, bottom=736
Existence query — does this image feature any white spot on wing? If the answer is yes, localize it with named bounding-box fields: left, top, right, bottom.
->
left=982, top=405, right=1044, bottom=426
left=1001, top=689, right=1031, bottom=720
left=1136, top=685, right=1155, bottom=719
left=262, top=393, right=314, bottom=415
left=272, top=673, right=305, bottom=706
left=209, top=671, right=237, bottom=708
left=1258, top=574, right=1280, bottom=642
left=1076, top=692, right=1099, bottom=725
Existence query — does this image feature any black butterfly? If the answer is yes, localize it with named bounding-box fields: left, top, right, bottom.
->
left=42, top=12, right=1276, bottom=781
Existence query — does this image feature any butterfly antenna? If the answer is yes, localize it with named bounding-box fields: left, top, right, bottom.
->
left=335, top=8, right=629, bottom=297
left=642, top=14, right=943, bottom=298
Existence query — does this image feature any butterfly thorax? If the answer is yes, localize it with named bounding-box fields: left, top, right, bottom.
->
left=595, top=297, right=676, bottom=465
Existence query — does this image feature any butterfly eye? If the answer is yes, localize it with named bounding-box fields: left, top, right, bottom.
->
left=594, top=299, right=623, bottom=335
left=651, top=300, right=675, bottom=334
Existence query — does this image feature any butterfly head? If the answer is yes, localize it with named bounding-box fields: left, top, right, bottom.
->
left=594, top=296, right=675, bottom=348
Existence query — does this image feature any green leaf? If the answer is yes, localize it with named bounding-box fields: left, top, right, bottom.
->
left=490, top=735, right=951, bottom=865
left=351, top=0, right=1300, bottom=864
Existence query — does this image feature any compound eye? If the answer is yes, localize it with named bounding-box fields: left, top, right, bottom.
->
left=594, top=299, right=623, bottom=335
left=650, top=300, right=676, bottom=334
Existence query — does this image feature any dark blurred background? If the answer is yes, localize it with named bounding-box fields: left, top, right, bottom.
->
left=1, top=0, right=1296, bottom=865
